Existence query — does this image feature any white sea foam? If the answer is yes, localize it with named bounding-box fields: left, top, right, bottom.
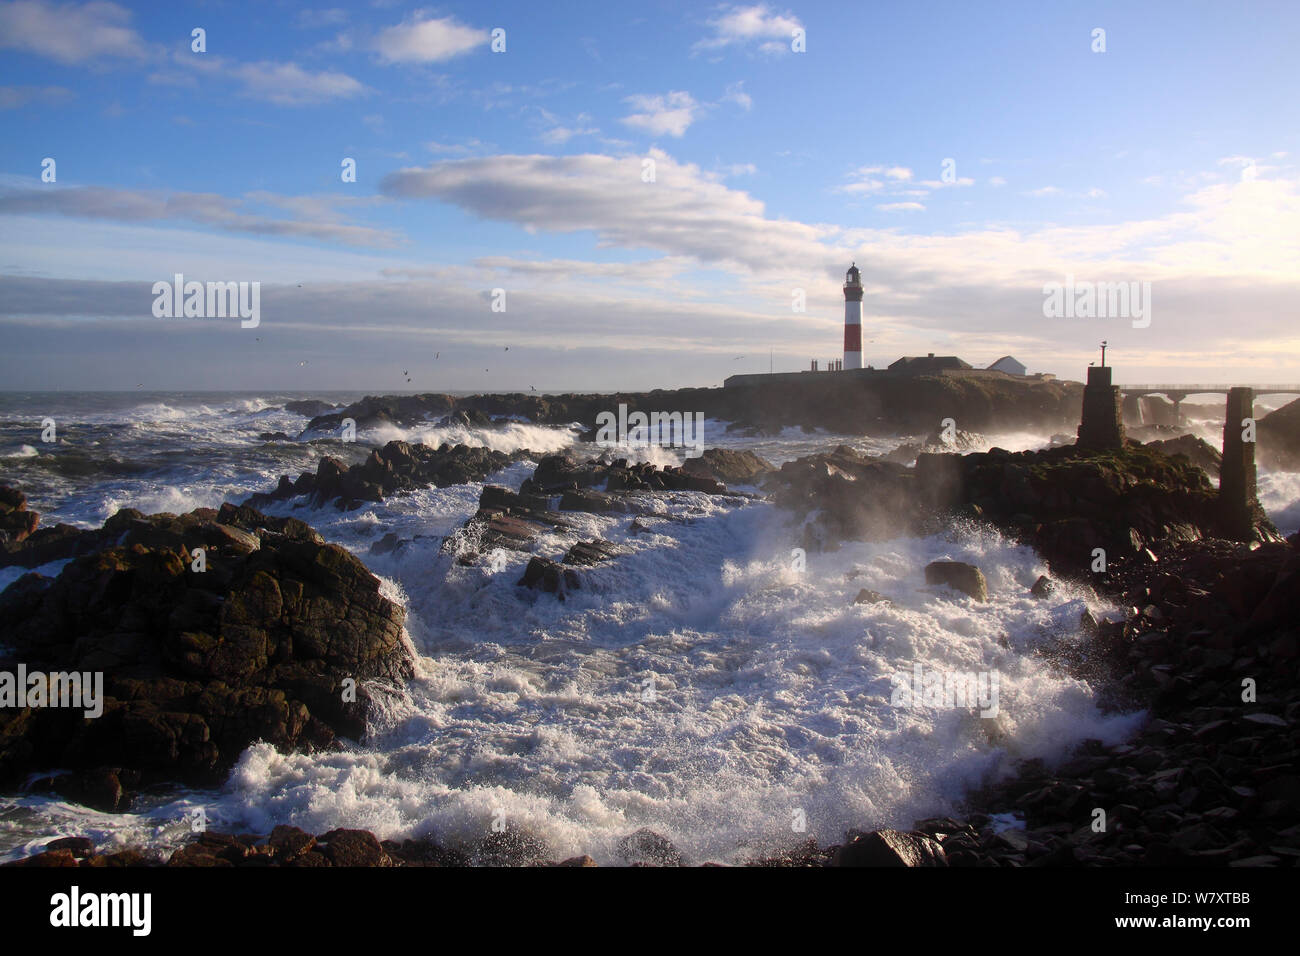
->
left=0, top=482, right=1144, bottom=865
left=367, top=421, right=579, bottom=457
left=5, top=398, right=1297, bottom=865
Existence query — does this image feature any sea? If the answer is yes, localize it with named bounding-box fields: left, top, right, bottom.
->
left=1, top=390, right=1297, bottom=864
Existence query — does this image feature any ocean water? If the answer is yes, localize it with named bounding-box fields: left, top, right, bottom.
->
left=0, top=392, right=1295, bottom=863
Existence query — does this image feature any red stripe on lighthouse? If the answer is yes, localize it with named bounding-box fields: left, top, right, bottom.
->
left=844, top=324, right=861, bottom=351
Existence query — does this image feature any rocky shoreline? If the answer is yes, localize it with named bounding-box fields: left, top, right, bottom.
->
left=2, top=423, right=1297, bottom=865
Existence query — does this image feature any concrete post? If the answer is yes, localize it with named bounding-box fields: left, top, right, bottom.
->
left=1219, top=386, right=1257, bottom=540
left=1077, top=365, right=1126, bottom=450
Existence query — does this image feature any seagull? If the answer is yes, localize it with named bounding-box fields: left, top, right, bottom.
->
left=299, top=360, right=308, bottom=367
left=435, top=352, right=440, bottom=359
left=530, top=385, right=536, bottom=391
left=733, top=355, right=745, bottom=360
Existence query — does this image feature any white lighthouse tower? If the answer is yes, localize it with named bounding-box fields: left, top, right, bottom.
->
left=843, top=262, right=863, bottom=370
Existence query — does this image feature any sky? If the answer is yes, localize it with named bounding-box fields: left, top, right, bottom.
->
left=0, top=0, right=1297, bottom=392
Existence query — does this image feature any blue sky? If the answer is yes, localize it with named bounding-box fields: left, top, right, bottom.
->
left=1, top=0, right=1297, bottom=391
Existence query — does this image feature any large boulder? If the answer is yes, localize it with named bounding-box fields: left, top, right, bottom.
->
left=0, top=504, right=412, bottom=796
left=924, top=561, right=989, bottom=601
left=1258, top=397, right=1300, bottom=471
left=1145, top=434, right=1222, bottom=478
left=681, top=448, right=773, bottom=485
left=832, top=830, right=948, bottom=867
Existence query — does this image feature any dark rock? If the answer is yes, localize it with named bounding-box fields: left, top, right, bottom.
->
left=517, top=557, right=579, bottom=596
left=45, top=836, right=94, bottom=858
left=832, top=830, right=948, bottom=867
left=0, top=505, right=413, bottom=796
left=617, top=828, right=682, bottom=867
left=53, top=769, right=129, bottom=813
left=924, top=561, right=989, bottom=601
left=563, top=540, right=621, bottom=566
left=319, top=828, right=389, bottom=867
left=680, top=448, right=773, bottom=485
left=853, top=589, right=891, bottom=605
left=268, top=824, right=316, bottom=862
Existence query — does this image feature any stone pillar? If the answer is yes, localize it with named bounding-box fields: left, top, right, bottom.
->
left=1167, top=392, right=1186, bottom=426
left=1076, top=366, right=1126, bottom=450
left=1219, top=387, right=1257, bottom=540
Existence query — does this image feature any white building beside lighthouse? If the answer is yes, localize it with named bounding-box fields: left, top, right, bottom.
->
left=843, top=262, right=863, bottom=370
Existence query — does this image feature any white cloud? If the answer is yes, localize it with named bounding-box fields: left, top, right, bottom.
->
left=0, top=185, right=399, bottom=247
left=988, top=176, right=1006, bottom=187
left=228, top=60, right=367, bottom=106
left=1027, top=186, right=1062, bottom=197
left=0, top=0, right=147, bottom=64
left=722, top=81, right=753, bottom=110
left=535, top=108, right=598, bottom=145
left=380, top=150, right=832, bottom=271
left=876, top=202, right=925, bottom=212
left=696, top=4, right=803, bottom=54
left=621, top=91, right=700, bottom=137
left=373, top=14, right=487, bottom=64
left=427, top=138, right=487, bottom=155
left=918, top=177, right=975, bottom=188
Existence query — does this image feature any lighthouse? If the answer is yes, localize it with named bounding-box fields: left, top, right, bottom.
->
left=843, top=262, right=863, bottom=370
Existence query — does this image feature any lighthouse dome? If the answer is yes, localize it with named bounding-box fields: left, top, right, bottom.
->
left=845, top=263, right=861, bottom=285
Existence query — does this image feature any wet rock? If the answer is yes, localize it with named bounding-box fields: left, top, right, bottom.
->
left=53, top=769, right=129, bottom=813
left=285, top=399, right=337, bottom=418
left=319, top=828, right=389, bottom=867
left=832, top=830, right=948, bottom=867
left=517, top=557, right=579, bottom=596
left=267, top=824, right=316, bottom=862
left=246, top=440, right=534, bottom=511
left=853, top=589, right=891, bottom=605
left=45, top=836, right=94, bottom=858
left=1030, top=575, right=1055, bottom=598
left=563, top=540, right=621, bottom=566
left=924, top=561, right=989, bottom=601
left=474, top=829, right=550, bottom=867
left=0, top=505, right=412, bottom=797
left=618, top=828, right=682, bottom=867
left=680, top=448, right=773, bottom=485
